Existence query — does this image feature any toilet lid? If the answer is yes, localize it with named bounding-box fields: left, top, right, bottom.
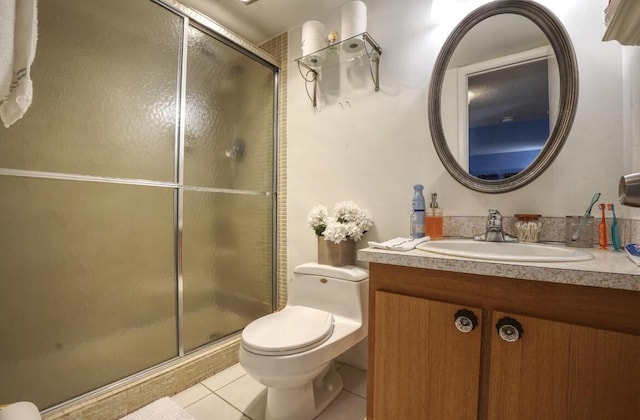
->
left=242, top=306, right=334, bottom=356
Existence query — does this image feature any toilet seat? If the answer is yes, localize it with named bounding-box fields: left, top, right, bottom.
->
left=242, top=306, right=334, bottom=356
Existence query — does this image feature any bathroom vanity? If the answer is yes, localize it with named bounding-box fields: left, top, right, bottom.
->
left=358, top=247, right=640, bottom=420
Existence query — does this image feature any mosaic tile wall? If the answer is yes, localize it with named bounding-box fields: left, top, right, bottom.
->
left=261, top=33, right=289, bottom=310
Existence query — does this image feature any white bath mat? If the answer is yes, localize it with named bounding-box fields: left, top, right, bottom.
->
left=120, top=397, right=196, bottom=420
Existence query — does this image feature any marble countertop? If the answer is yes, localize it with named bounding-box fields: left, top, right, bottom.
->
left=358, top=245, right=640, bottom=292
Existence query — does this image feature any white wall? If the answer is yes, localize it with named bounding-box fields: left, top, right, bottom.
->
left=623, top=47, right=640, bottom=219
left=287, top=0, right=627, bottom=275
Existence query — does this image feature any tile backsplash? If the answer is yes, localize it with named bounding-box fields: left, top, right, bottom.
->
left=444, top=216, right=636, bottom=246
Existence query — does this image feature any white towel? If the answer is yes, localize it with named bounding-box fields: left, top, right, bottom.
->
left=0, top=0, right=38, bottom=128
left=120, top=397, right=196, bottom=420
left=0, top=402, right=41, bottom=420
left=368, top=236, right=430, bottom=251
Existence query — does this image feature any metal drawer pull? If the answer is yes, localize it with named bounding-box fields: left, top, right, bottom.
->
left=454, top=309, right=478, bottom=333
left=496, top=317, right=524, bottom=342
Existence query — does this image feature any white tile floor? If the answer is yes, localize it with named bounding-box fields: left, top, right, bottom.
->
left=171, top=363, right=367, bottom=420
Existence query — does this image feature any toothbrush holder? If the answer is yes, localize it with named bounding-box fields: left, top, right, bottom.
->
left=565, top=216, right=594, bottom=248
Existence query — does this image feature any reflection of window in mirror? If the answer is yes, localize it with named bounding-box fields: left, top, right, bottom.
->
left=468, top=55, right=550, bottom=180
left=442, top=46, right=559, bottom=178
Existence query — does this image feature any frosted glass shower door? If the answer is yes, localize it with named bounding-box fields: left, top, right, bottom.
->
left=0, top=0, right=278, bottom=411
left=182, top=25, right=276, bottom=351
left=0, top=0, right=182, bottom=409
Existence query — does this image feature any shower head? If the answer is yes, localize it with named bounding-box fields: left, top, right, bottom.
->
left=225, top=138, right=247, bottom=161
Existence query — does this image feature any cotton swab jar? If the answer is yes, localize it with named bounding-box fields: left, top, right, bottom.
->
left=514, top=214, right=542, bottom=242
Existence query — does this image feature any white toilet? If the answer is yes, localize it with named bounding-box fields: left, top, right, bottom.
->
left=239, top=262, right=369, bottom=420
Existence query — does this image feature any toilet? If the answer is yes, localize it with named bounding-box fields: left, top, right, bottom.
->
left=239, top=262, right=369, bottom=420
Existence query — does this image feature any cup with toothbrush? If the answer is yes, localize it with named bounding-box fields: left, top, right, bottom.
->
left=566, top=192, right=600, bottom=248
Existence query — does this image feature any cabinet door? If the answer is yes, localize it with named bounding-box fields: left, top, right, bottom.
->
left=488, top=311, right=640, bottom=420
left=373, top=291, right=482, bottom=419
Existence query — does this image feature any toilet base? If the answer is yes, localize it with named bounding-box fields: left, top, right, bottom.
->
left=265, top=363, right=343, bottom=420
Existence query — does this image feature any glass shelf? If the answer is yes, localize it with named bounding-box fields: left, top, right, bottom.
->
left=295, top=32, right=382, bottom=107
left=296, top=32, right=381, bottom=69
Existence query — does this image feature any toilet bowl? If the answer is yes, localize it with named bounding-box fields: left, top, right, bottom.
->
left=239, top=262, right=369, bottom=420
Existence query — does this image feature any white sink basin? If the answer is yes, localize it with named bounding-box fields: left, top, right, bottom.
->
left=416, top=239, right=594, bottom=262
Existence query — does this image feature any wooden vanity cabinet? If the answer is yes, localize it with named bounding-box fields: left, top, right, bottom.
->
left=487, top=311, right=640, bottom=420
left=367, top=263, right=640, bottom=420
left=373, top=291, right=482, bottom=419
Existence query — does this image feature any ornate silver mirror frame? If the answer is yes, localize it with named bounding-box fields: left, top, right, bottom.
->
left=428, top=0, right=578, bottom=193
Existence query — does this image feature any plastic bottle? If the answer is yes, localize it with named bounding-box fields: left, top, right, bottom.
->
left=425, top=193, right=443, bottom=240
left=410, top=184, right=426, bottom=238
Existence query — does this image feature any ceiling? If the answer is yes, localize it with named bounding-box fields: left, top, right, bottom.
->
left=178, top=0, right=348, bottom=45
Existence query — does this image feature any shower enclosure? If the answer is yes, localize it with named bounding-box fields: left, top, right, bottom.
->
left=0, top=0, right=278, bottom=410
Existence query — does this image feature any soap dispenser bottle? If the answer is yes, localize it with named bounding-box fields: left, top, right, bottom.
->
left=426, top=192, right=443, bottom=240
left=410, top=184, right=426, bottom=238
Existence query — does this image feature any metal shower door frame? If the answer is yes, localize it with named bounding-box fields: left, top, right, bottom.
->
left=153, top=0, right=280, bottom=357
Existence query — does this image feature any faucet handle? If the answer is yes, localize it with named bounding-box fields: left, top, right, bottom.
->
left=487, top=209, right=502, bottom=231
left=475, top=208, right=518, bottom=242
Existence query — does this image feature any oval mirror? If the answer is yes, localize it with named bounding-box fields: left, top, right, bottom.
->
left=428, top=0, right=578, bottom=193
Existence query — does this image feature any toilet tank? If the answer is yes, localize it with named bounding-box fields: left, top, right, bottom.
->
left=289, top=263, right=369, bottom=324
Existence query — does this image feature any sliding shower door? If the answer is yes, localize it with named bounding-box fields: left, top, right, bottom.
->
left=0, top=0, right=277, bottom=411
left=182, top=25, right=275, bottom=351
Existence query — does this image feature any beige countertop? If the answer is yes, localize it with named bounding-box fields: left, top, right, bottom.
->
left=358, top=245, right=640, bottom=292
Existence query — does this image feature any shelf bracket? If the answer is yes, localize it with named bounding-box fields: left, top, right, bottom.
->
left=297, top=61, right=318, bottom=107
left=363, top=33, right=382, bottom=92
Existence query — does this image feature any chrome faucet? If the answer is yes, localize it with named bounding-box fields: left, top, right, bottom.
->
left=474, top=209, right=518, bottom=242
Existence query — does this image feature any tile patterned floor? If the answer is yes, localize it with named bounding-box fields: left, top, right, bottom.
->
left=171, top=363, right=367, bottom=420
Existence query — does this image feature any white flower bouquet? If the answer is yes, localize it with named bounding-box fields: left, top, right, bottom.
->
left=307, top=201, right=374, bottom=244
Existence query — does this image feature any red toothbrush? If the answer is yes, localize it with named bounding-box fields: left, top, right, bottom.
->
left=598, top=203, right=607, bottom=249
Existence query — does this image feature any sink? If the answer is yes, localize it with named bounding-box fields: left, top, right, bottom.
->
left=416, top=239, right=594, bottom=262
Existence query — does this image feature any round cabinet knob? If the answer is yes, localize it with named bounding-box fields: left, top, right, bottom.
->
left=496, top=317, right=524, bottom=342
left=454, top=309, right=478, bottom=333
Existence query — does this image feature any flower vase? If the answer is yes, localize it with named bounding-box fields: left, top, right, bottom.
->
left=317, top=237, right=356, bottom=267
